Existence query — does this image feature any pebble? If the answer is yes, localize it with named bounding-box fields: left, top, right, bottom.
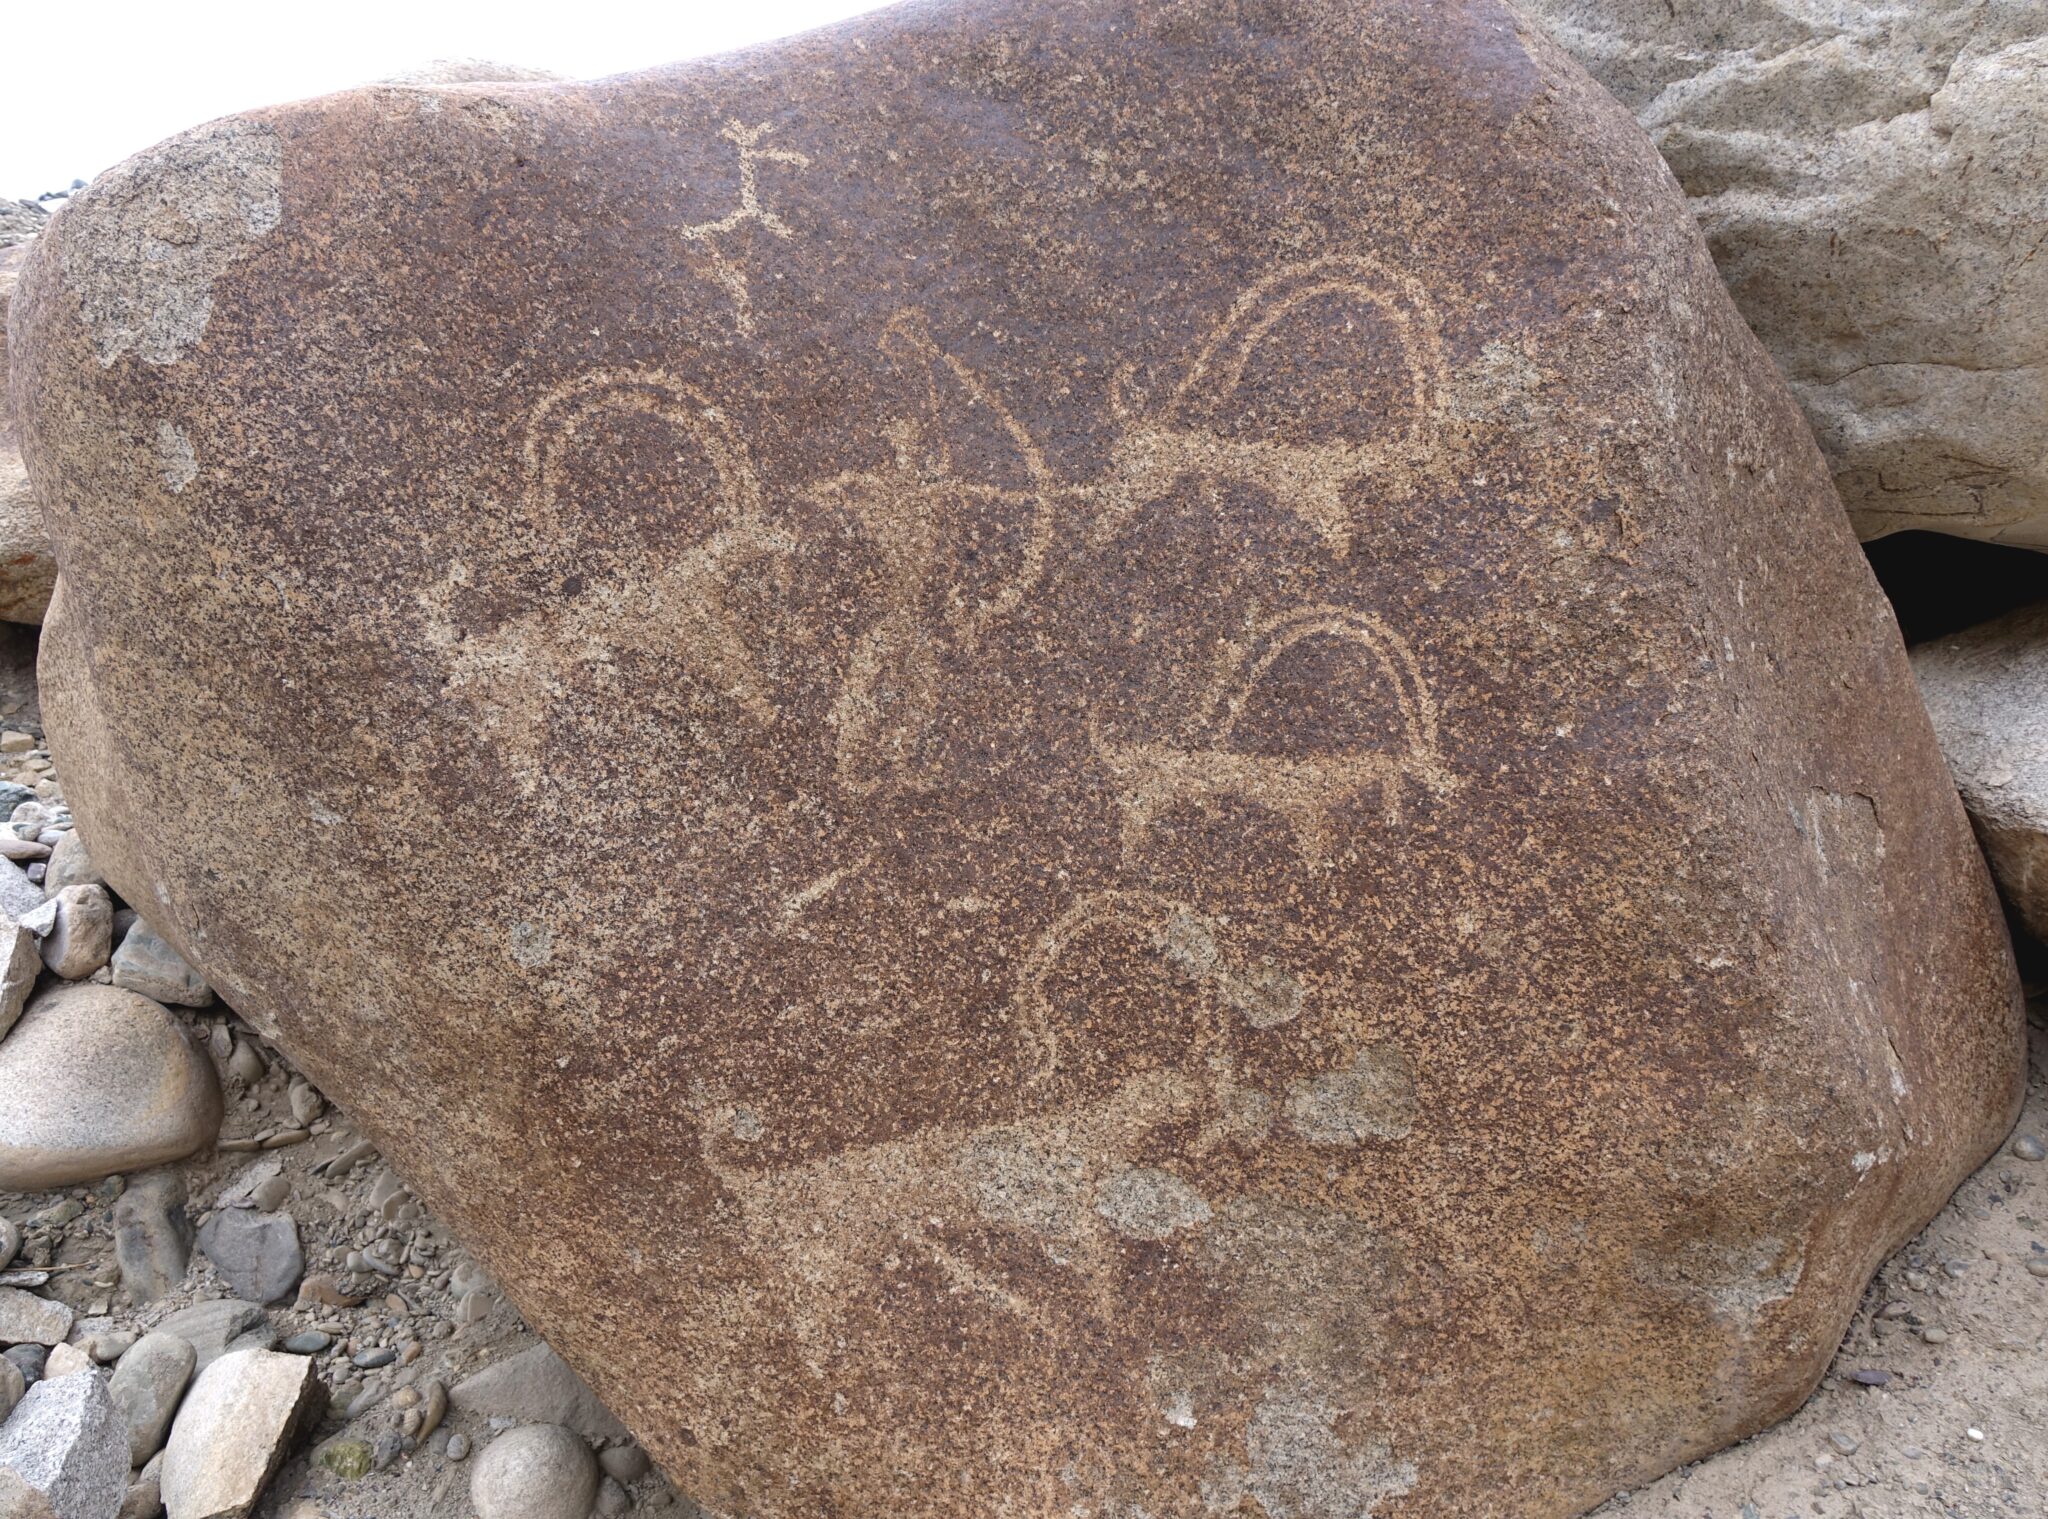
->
left=597, top=1475, right=631, bottom=1516
left=281, top=1331, right=332, bottom=1354
left=1920, top=1327, right=1950, bottom=1344
left=418, top=1379, right=449, bottom=1442
left=287, top=1079, right=324, bottom=1127
left=352, top=1346, right=398, bottom=1369
left=1846, top=1368, right=1891, bottom=1387
left=108, top=1331, right=196, bottom=1465
left=0, top=836, right=47, bottom=861
left=373, top=1430, right=403, bottom=1470
left=251, top=1174, right=291, bottom=1213
left=112, top=1170, right=195, bottom=1305
left=228, top=1038, right=267, bottom=1086
left=5, top=1344, right=48, bottom=1385
left=0, top=984, right=223, bottom=1189
left=294, top=1274, right=363, bottom=1309
left=161, top=1349, right=323, bottom=1519
left=0, top=1358, right=21, bottom=1422
left=2027, top=1259, right=2048, bottom=1280
left=1826, top=1431, right=1859, bottom=1455
left=40, top=829, right=104, bottom=896
left=89, top=1330, right=135, bottom=1364
left=471, top=1424, right=599, bottom=1519
left=451, top=1343, right=631, bottom=1442
left=445, top=1431, right=470, bottom=1461
left=121, top=1451, right=165, bottom=1519
left=2014, top=1134, right=2046, bottom=1162
left=0, top=1217, right=18, bottom=1266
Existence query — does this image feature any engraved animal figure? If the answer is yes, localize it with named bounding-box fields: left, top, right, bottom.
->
left=678, top=121, right=811, bottom=336
left=1096, top=604, right=1453, bottom=865
left=803, top=309, right=1075, bottom=793
left=1092, top=254, right=1451, bottom=560
left=441, top=368, right=794, bottom=763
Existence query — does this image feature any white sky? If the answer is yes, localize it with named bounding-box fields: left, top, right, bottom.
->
left=3, top=1, right=895, bottom=202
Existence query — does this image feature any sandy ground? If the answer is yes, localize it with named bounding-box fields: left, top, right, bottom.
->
left=1598, top=1004, right=2048, bottom=1519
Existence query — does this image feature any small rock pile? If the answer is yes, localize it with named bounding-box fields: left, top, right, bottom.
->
left=0, top=735, right=682, bottom=1518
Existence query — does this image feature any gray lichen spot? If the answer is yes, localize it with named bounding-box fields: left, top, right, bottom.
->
left=508, top=920, right=553, bottom=968
left=1159, top=911, right=1303, bottom=1028
left=1094, top=1167, right=1211, bottom=1241
left=730, top=1106, right=764, bottom=1142
left=59, top=119, right=284, bottom=366
left=156, top=421, right=197, bottom=492
left=959, top=1128, right=1088, bottom=1234
left=1201, top=1385, right=1417, bottom=1519
left=1284, top=1045, right=1417, bottom=1145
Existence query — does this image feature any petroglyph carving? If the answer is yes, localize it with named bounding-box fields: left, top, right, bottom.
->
left=1096, top=605, right=1454, bottom=865
left=678, top=121, right=811, bottom=335
left=1094, top=255, right=1452, bottom=560
left=1011, top=889, right=1305, bottom=1086
left=437, top=367, right=793, bottom=752
left=804, top=309, right=1072, bottom=794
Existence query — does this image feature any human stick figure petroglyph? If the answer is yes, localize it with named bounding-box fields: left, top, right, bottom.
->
left=678, top=121, right=811, bottom=336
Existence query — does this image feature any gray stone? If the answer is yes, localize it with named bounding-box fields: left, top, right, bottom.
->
left=0, top=985, right=222, bottom=1190
left=0, top=1287, right=72, bottom=1347
left=41, top=1344, right=91, bottom=1379
left=152, top=1301, right=273, bottom=1375
left=117, top=1452, right=161, bottom=1519
left=109, top=1332, right=196, bottom=1466
left=107, top=923, right=209, bottom=1009
left=39, top=886, right=113, bottom=980
left=0, top=923, right=37, bottom=1041
left=0, top=859, right=41, bottom=921
left=195, top=1211, right=301, bottom=1306
left=1523, top=0, right=2048, bottom=548
left=3, top=1347, right=45, bottom=1387
left=39, top=834, right=103, bottom=899
left=470, top=1424, right=598, bottom=1519
left=0, top=1371, right=128, bottom=1519
left=0, top=1358, right=21, bottom=1423
left=597, top=1443, right=649, bottom=1484
left=450, top=1345, right=628, bottom=1444
left=112, top=1173, right=194, bottom=1305
left=160, top=1349, right=322, bottom=1519
left=278, top=1333, right=327, bottom=1356
left=0, top=1219, right=18, bottom=1267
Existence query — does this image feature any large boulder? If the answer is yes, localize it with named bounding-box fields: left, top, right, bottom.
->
left=0, top=244, right=58, bottom=624
left=0, top=984, right=222, bottom=1190
left=1910, top=604, right=2048, bottom=940
left=7, top=2, right=2025, bottom=1515
left=1523, top=1, right=2048, bottom=548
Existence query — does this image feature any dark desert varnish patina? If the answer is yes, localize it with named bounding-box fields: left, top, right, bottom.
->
left=7, top=1, right=2025, bottom=1514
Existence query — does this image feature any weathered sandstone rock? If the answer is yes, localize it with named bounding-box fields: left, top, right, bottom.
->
left=8, top=2, right=2026, bottom=1515
left=1911, top=605, right=2048, bottom=941
left=1523, top=1, right=2048, bottom=548
left=0, top=985, right=222, bottom=1189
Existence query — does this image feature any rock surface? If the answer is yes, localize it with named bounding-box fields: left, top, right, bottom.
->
left=1911, top=604, right=2048, bottom=941
left=194, top=1209, right=302, bottom=1305
left=1523, top=0, right=2048, bottom=548
left=7, top=3, right=2027, bottom=1516
left=108, top=1331, right=196, bottom=1466
left=0, top=1287, right=72, bottom=1347
left=0, top=245, right=57, bottom=626
left=469, top=1423, right=598, bottom=1519
left=108, top=922, right=210, bottom=1007
left=0, top=985, right=222, bottom=1189
left=111, top=1172, right=195, bottom=1306
left=159, top=1348, right=321, bottom=1519
left=37, top=883, right=113, bottom=979
left=0, top=1371, right=129, bottom=1519
left=449, top=1345, right=628, bottom=1444
left=151, top=1302, right=274, bottom=1376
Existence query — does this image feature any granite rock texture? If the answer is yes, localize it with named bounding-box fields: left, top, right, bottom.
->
left=1524, top=0, right=2048, bottom=548
left=0, top=245, right=59, bottom=624
left=7, top=1, right=2026, bottom=1515
left=1911, top=605, right=2048, bottom=942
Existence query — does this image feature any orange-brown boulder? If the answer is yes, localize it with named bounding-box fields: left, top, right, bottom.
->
left=8, top=2, right=2024, bottom=1514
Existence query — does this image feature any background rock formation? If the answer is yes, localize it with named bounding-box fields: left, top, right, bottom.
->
left=1526, top=0, right=2048, bottom=548
left=7, top=1, right=2027, bottom=1515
